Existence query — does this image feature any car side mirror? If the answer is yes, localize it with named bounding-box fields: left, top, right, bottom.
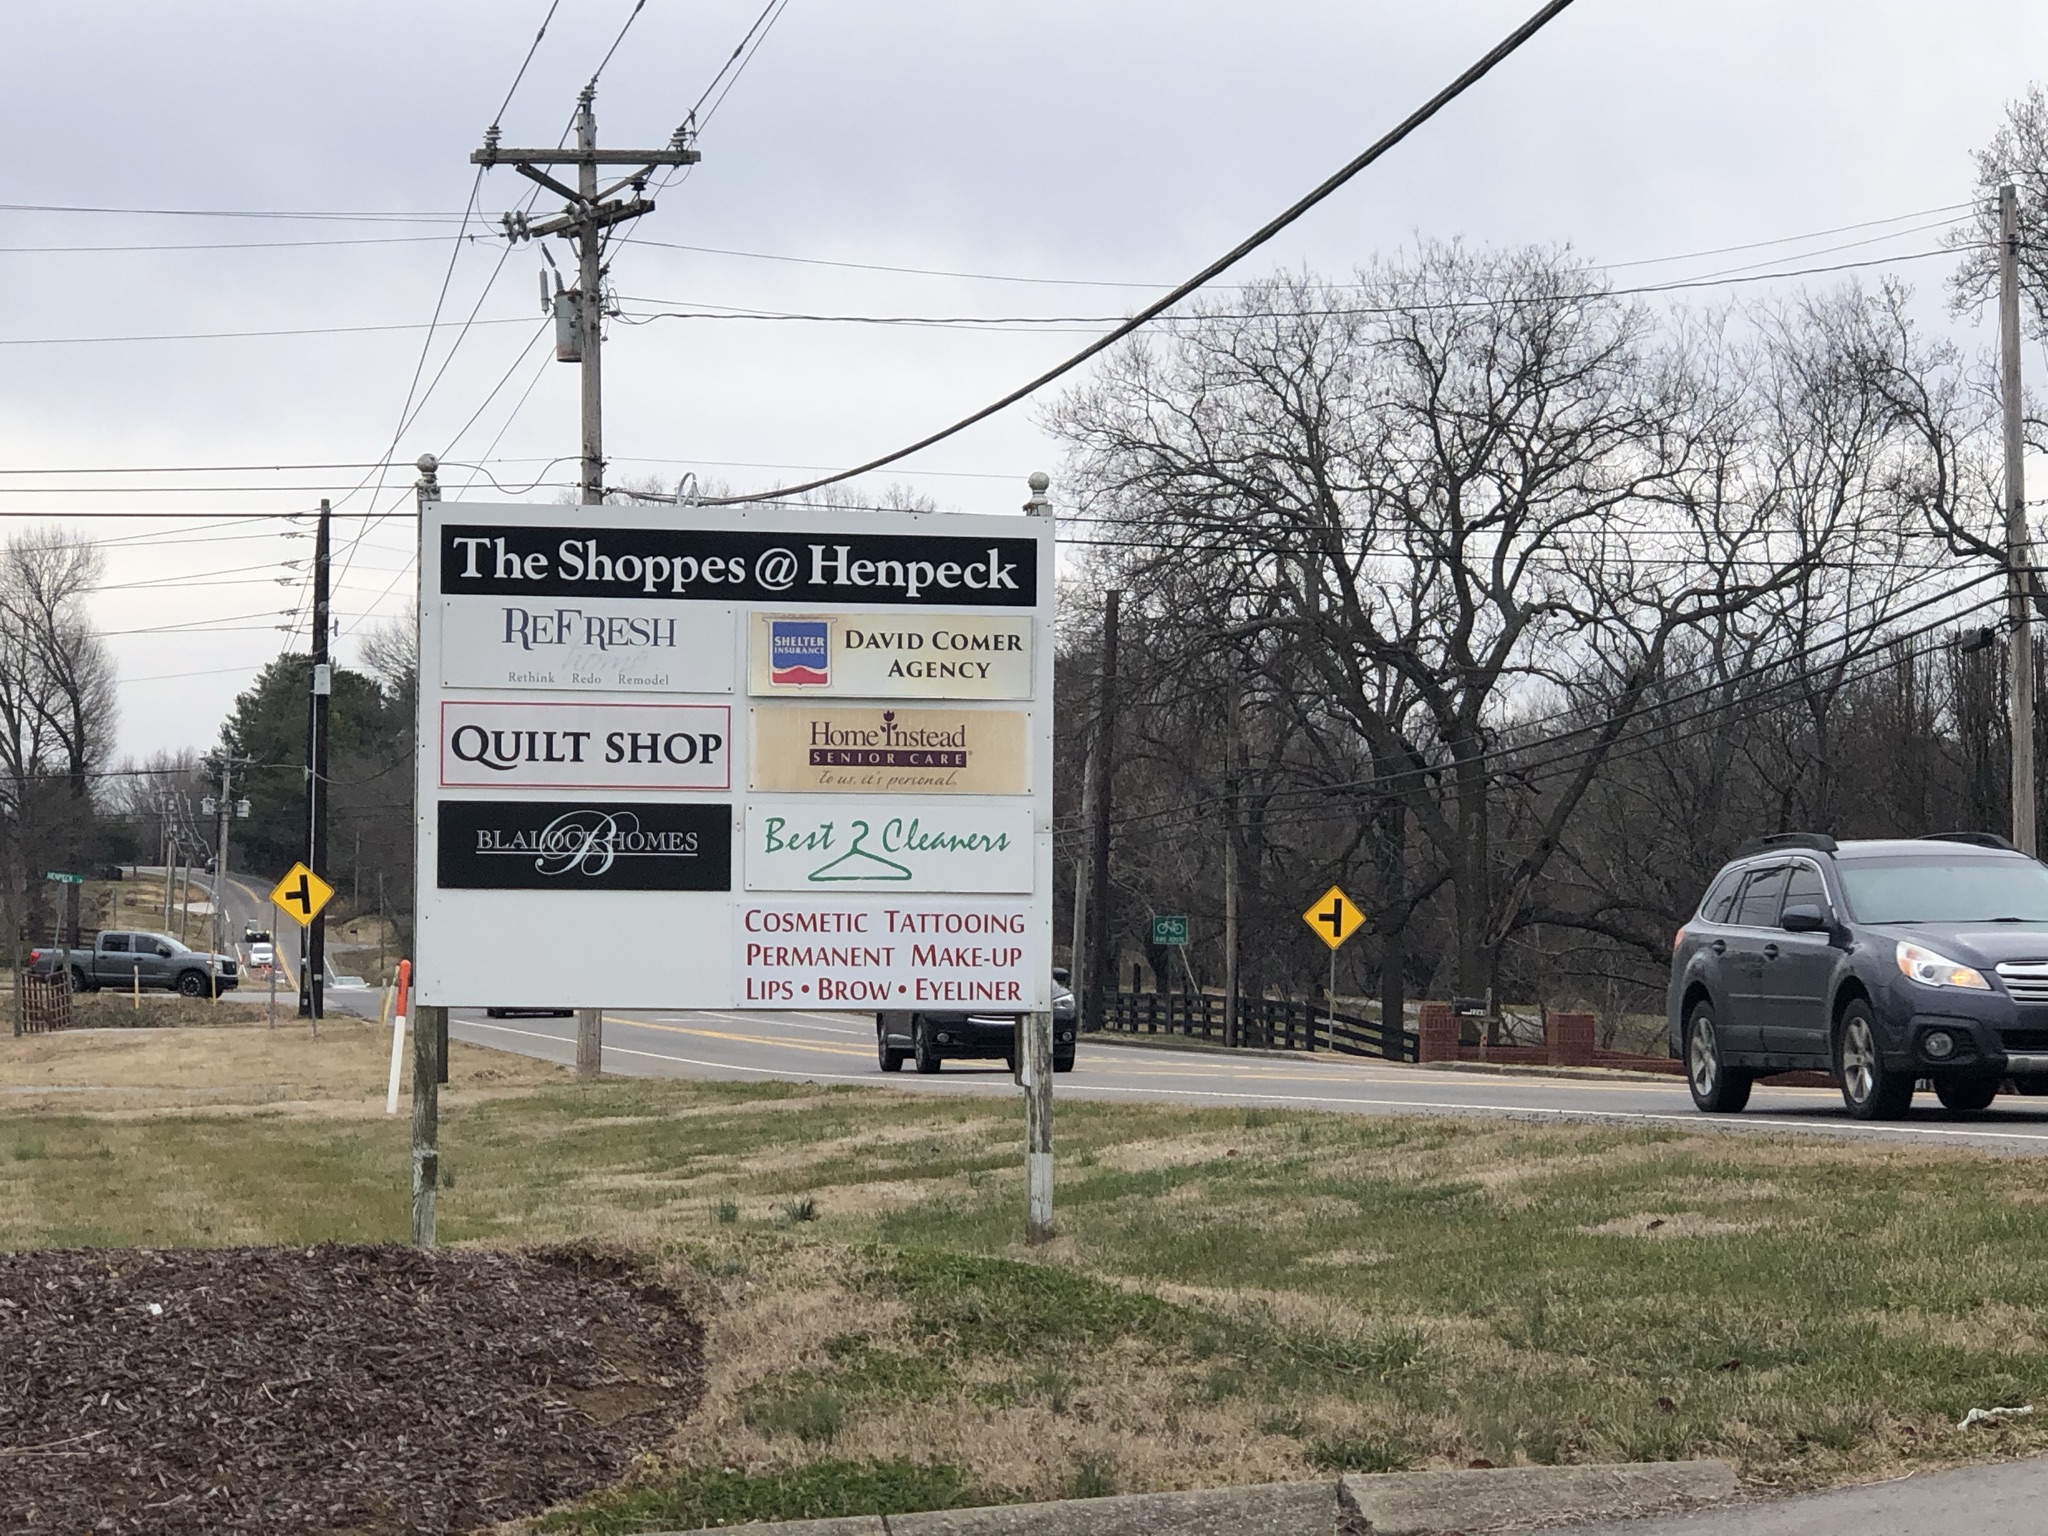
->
left=1781, top=903, right=1831, bottom=933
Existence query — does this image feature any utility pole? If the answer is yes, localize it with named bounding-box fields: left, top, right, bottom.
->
left=1022, top=472, right=1056, bottom=1245
left=2003, top=182, right=2036, bottom=855
left=160, top=793, right=176, bottom=932
left=475, top=91, right=699, bottom=505
left=411, top=453, right=446, bottom=1250
left=1083, top=590, right=1122, bottom=1036
left=302, top=498, right=332, bottom=1018
left=1223, top=689, right=1242, bottom=1050
left=205, top=761, right=234, bottom=994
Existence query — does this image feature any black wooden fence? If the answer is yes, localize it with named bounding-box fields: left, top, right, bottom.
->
left=1099, top=990, right=1417, bottom=1062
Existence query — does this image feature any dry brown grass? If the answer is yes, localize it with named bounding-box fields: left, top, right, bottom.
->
left=0, top=1014, right=567, bottom=1115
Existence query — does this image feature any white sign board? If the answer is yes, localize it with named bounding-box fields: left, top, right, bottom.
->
left=744, top=801, right=1033, bottom=892
left=414, top=502, right=1054, bottom=1010
left=736, top=897, right=1037, bottom=1007
left=440, top=597, right=735, bottom=693
left=747, top=612, right=1033, bottom=698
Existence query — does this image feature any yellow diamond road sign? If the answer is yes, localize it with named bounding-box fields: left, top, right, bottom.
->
left=1302, top=885, right=1365, bottom=951
left=270, top=862, right=335, bottom=928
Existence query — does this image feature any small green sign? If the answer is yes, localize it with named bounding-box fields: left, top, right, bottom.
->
left=1151, top=914, right=1189, bottom=947
left=44, top=871, right=85, bottom=885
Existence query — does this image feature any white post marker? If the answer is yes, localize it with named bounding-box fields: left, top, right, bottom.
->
left=386, top=960, right=412, bottom=1117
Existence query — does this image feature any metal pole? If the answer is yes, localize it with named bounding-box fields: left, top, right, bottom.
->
left=1024, top=1007, right=1054, bottom=1244
left=309, top=498, right=332, bottom=1018
left=411, top=1003, right=443, bottom=1248
left=576, top=88, right=605, bottom=506
left=2002, top=182, right=2036, bottom=855
left=1328, top=945, right=1337, bottom=1051
left=1084, top=591, right=1122, bottom=1033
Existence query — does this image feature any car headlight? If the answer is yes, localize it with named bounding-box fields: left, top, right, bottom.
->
left=1896, top=941, right=1990, bottom=990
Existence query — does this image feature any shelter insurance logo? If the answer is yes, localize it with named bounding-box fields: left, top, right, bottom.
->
left=767, top=619, right=830, bottom=686
left=437, top=800, right=731, bottom=891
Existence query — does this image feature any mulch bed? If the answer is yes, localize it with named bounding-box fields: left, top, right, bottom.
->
left=0, top=1244, right=705, bottom=1535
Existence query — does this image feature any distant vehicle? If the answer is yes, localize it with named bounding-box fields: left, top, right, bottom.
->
left=30, top=931, right=239, bottom=997
left=876, top=974, right=1078, bottom=1074
left=1672, top=832, right=2048, bottom=1119
left=242, top=927, right=276, bottom=969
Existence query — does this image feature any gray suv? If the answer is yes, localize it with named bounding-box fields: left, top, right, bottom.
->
left=1670, top=833, right=2048, bottom=1119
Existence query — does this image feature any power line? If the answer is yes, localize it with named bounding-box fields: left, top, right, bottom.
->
left=0, top=234, right=464, bottom=255
left=628, top=203, right=1973, bottom=291
left=692, top=0, right=793, bottom=130
left=0, top=202, right=469, bottom=223
left=494, top=0, right=566, bottom=127
left=611, top=245, right=1965, bottom=334
left=587, top=0, right=649, bottom=91
left=695, top=0, right=1580, bottom=505
left=0, top=316, right=531, bottom=348
left=1068, top=568, right=2006, bottom=841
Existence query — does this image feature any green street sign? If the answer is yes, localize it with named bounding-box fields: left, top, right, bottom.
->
left=1151, top=914, right=1189, bottom=947
left=44, top=871, right=85, bottom=885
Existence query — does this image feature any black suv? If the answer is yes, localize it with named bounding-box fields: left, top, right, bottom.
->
left=876, top=971, right=1077, bottom=1075
left=1670, top=833, right=2048, bottom=1119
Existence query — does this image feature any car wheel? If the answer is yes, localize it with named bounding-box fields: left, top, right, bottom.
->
left=877, top=1020, right=908, bottom=1073
left=1053, top=1051, right=1076, bottom=1074
left=1935, top=1076, right=2000, bottom=1115
left=1685, top=1003, right=1752, bottom=1112
left=176, top=970, right=208, bottom=998
left=67, top=966, right=90, bottom=994
left=1838, top=999, right=1913, bottom=1119
left=912, top=1018, right=942, bottom=1074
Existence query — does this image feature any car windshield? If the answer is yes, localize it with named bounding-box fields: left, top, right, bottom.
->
left=1838, top=857, right=2048, bottom=924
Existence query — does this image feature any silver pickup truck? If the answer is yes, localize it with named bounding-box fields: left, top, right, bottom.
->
left=30, top=930, right=240, bottom=996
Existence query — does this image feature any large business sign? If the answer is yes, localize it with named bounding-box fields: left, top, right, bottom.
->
left=414, top=502, right=1053, bottom=1010
left=735, top=897, right=1040, bottom=1007
left=438, top=700, right=730, bottom=790
left=749, top=706, right=1030, bottom=795
left=747, top=613, right=1033, bottom=699
left=440, top=598, right=736, bottom=693
left=744, top=801, right=1034, bottom=892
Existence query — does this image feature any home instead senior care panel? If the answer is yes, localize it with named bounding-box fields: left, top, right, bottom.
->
left=748, top=705, right=1031, bottom=795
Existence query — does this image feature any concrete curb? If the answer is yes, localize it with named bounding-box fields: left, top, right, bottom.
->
left=651, top=1481, right=1330, bottom=1536
left=1340, top=1460, right=1740, bottom=1533
left=645, top=1461, right=1740, bottom=1536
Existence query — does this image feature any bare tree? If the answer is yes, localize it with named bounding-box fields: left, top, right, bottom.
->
left=1055, top=247, right=1829, bottom=999
left=0, top=529, right=117, bottom=946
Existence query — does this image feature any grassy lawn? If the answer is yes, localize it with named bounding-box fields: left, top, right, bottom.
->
left=7, top=1024, right=2048, bottom=1530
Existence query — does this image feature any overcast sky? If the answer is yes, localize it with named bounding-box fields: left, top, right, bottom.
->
left=4, top=0, right=2045, bottom=761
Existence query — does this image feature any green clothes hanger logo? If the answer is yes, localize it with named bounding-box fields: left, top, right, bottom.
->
left=807, top=819, right=913, bottom=882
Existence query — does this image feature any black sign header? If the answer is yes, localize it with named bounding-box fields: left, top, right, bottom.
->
left=437, top=800, right=732, bottom=891
left=439, top=523, right=1038, bottom=607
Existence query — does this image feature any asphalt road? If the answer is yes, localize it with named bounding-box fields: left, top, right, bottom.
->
left=446, top=1005, right=2048, bottom=1153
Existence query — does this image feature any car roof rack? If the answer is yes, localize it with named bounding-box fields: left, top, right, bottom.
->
left=1919, top=831, right=2018, bottom=851
left=1733, top=832, right=1839, bottom=858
